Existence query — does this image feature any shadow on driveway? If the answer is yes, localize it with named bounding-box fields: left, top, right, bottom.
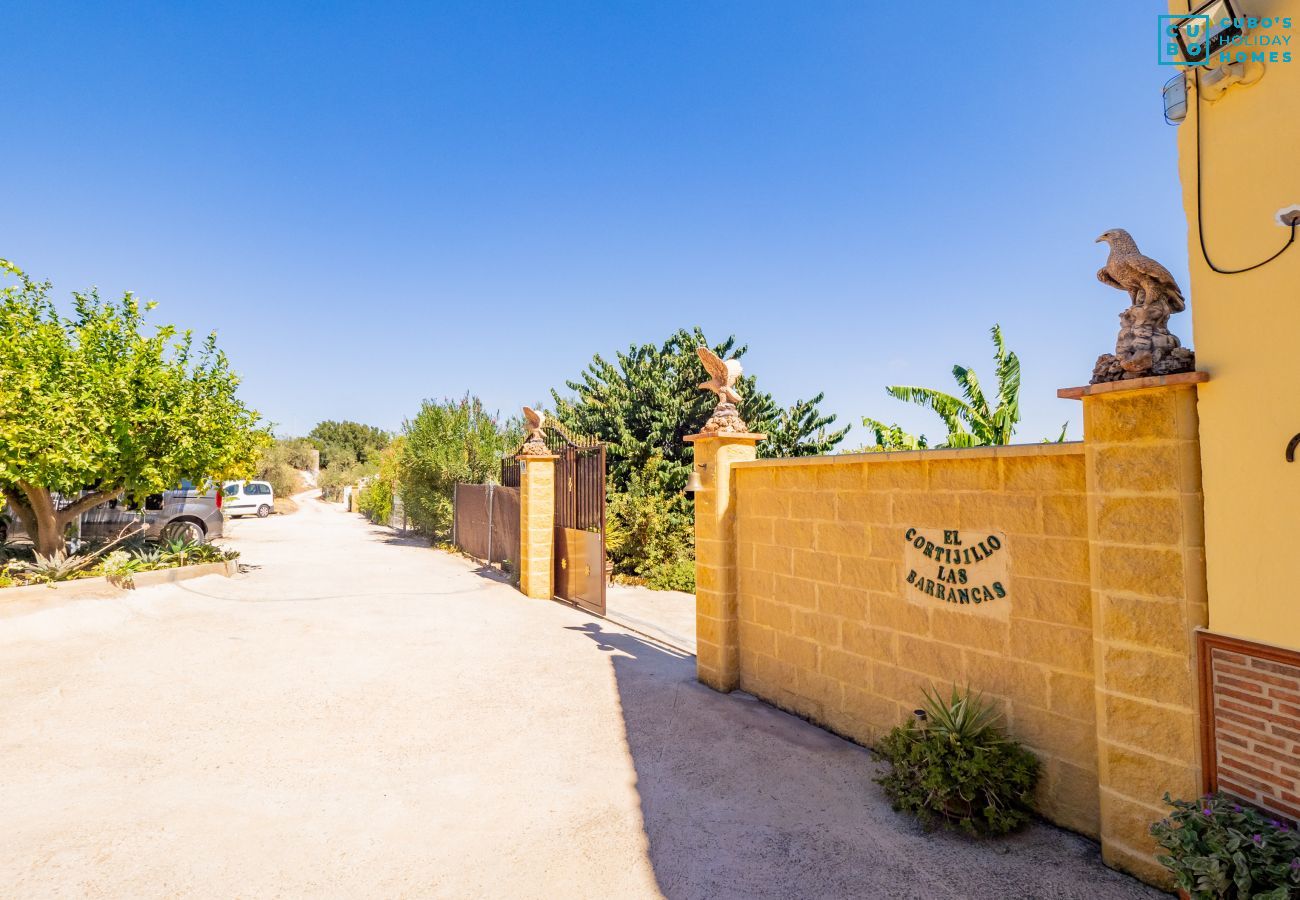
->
left=565, top=622, right=1166, bottom=900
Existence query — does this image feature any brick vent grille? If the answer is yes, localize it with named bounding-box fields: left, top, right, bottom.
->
left=1200, top=632, right=1300, bottom=822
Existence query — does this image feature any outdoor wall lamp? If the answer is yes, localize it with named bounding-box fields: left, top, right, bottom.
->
left=1163, top=73, right=1189, bottom=124
left=683, top=464, right=708, bottom=496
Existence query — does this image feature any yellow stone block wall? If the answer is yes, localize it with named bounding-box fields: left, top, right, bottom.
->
left=518, top=456, right=556, bottom=600
left=731, top=444, right=1101, bottom=835
left=1082, top=383, right=1208, bottom=885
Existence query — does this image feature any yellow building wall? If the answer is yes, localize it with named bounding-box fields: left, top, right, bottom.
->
left=1170, top=0, right=1300, bottom=650
left=731, top=444, right=1102, bottom=836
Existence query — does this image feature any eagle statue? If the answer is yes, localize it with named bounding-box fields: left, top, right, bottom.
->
left=696, top=346, right=743, bottom=405
left=523, top=406, right=545, bottom=439
left=695, top=346, right=749, bottom=434
left=519, top=406, right=549, bottom=455
left=1091, top=229, right=1195, bottom=384
left=1095, top=229, right=1185, bottom=312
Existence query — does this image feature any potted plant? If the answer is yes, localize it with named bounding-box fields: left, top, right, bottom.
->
left=1150, top=793, right=1300, bottom=899
left=874, top=684, right=1040, bottom=836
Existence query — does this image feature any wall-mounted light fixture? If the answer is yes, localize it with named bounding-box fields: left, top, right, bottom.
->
left=1163, top=74, right=1189, bottom=124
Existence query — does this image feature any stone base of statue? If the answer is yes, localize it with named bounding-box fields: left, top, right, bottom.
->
left=1091, top=347, right=1195, bottom=383
left=1090, top=296, right=1196, bottom=384
left=518, top=436, right=550, bottom=456
left=700, top=402, right=750, bottom=435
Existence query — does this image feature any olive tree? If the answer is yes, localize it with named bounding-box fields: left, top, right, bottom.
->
left=0, top=261, right=269, bottom=556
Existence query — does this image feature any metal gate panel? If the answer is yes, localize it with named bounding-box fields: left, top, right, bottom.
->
left=552, top=443, right=605, bottom=612
left=502, top=423, right=607, bottom=611
left=555, top=527, right=605, bottom=616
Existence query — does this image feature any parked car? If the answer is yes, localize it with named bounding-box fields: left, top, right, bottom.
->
left=222, top=480, right=275, bottom=518
left=1, top=481, right=225, bottom=546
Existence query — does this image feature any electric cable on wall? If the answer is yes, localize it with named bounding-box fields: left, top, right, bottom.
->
left=1191, top=61, right=1298, bottom=274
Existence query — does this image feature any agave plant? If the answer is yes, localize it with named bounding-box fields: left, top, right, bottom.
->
left=159, top=537, right=198, bottom=566
left=190, top=543, right=231, bottom=563
left=158, top=538, right=233, bottom=567
left=9, top=550, right=93, bottom=585
left=131, top=546, right=167, bottom=569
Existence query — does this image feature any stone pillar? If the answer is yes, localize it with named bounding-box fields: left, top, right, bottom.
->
left=1061, top=372, right=1209, bottom=886
left=685, top=432, right=764, bottom=692
left=517, top=454, right=557, bottom=600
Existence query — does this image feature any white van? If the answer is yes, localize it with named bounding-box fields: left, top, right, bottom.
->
left=222, top=480, right=276, bottom=518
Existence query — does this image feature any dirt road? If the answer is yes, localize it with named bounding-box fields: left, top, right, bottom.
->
left=0, top=495, right=1165, bottom=899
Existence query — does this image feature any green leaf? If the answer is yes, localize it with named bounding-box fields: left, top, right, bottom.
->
left=863, top=324, right=1023, bottom=450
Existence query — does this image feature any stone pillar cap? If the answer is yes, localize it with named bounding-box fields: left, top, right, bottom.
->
left=1057, top=371, right=1208, bottom=400
left=684, top=432, right=767, bottom=443
left=515, top=452, right=559, bottom=460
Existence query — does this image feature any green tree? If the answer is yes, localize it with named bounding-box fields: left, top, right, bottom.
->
left=605, top=453, right=696, bottom=590
left=0, top=261, right=269, bottom=556
left=308, top=420, right=390, bottom=470
left=317, top=459, right=376, bottom=502
left=552, top=327, right=847, bottom=495
left=257, top=437, right=316, bottom=498
left=861, top=325, right=1024, bottom=450
left=398, top=395, right=521, bottom=537
left=761, top=391, right=851, bottom=458
left=856, top=420, right=929, bottom=452
left=359, top=436, right=404, bottom=525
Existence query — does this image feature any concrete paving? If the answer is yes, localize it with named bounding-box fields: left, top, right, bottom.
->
left=606, top=583, right=697, bottom=654
left=0, top=494, right=1167, bottom=899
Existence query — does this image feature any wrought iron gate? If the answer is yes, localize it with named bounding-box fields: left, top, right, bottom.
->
left=501, top=423, right=607, bottom=615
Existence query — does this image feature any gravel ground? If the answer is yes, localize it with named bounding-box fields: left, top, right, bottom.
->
left=0, top=493, right=1169, bottom=899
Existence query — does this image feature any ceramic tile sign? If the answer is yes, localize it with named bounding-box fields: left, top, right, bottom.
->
left=902, top=527, right=1009, bottom=615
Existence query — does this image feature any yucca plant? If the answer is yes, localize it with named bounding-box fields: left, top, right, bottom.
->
left=875, top=684, right=1040, bottom=836
left=917, top=684, right=1005, bottom=745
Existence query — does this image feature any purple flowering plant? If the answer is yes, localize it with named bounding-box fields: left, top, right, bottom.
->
left=1150, top=792, right=1300, bottom=898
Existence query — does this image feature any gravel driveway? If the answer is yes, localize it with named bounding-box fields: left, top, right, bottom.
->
left=0, top=495, right=1167, bottom=899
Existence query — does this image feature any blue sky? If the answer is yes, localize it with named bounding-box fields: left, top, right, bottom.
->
left=4, top=2, right=1190, bottom=444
